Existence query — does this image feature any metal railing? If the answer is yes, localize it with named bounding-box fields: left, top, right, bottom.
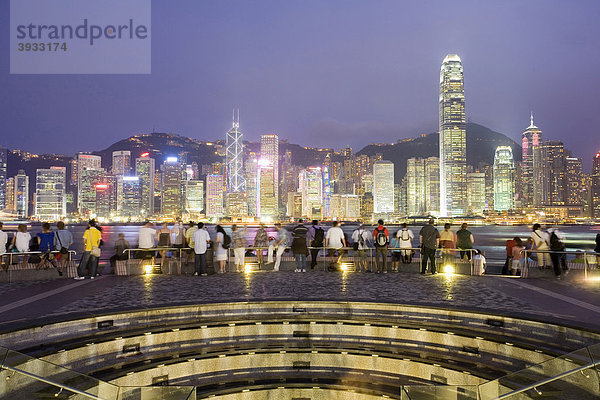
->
left=0, top=250, right=77, bottom=269
left=520, top=249, right=600, bottom=279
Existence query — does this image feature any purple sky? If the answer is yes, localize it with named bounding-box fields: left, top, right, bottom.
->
left=2, top=0, right=599, bottom=170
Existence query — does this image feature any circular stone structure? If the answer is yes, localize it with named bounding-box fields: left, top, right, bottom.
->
left=0, top=272, right=599, bottom=399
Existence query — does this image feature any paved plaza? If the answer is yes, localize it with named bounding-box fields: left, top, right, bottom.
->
left=0, top=270, right=598, bottom=332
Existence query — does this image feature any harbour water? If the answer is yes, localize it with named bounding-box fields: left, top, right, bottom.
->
left=18, top=223, right=600, bottom=265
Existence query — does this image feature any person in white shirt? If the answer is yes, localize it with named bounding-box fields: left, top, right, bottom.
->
left=193, top=222, right=211, bottom=276
left=0, top=222, right=7, bottom=270
left=138, top=221, right=157, bottom=260
left=325, top=221, right=346, bottom=267
left=351, top=224, right=370, bottom=272
left=397, top=223, right=415, bottom=264
left=530, top=223, right=551, bottom=270
left=12, top=224, right=31, bottom=266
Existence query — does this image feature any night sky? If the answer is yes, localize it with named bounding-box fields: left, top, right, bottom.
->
left=1, top=0, right=599, bottom=170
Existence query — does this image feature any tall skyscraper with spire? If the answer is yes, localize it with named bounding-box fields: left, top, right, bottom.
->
left=439, top=54, right=466, bottom=217
left=226, top=109, right=245, bottom=193
left=521, top=113, right=542, bottom=207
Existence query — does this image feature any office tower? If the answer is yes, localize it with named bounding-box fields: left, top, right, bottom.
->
left=5, top=177, right=14, bottom=212
left=226, top=192, right=248, bottom=219
left=119, top=176, right=141, bottom=218
left=329, top=194, right=342, bottom=219
left=424, top=157, right=440, bottom=215
left=205, top=174, right=224, bottom=219
left=94, top=175, right=116, bottom=218
left=161, top=157, right=183, bottom=217
left=439, top=54, right=466, bottom=217
left=76, top=153, right=102, bottom=213
left=533, top=141, right=566, bottom=206
left=185, top=180, right=204, bottom=217
left=112, top=151, right=131, bottom=176
left=287, top=192, right=303, bottom=219
left=592, top=152, right=600, bottom=218
left=257, top=160, right=277, bottom=220
left=260, top=134, right=279, bottom=209
left=322, top=166, right=332, bottom=218
left=513, top=161, right=524, bottom=210
left=15, top=170, right=29, bottom=218
left=299, top=167, right=323, bottom=219
left=225, top=110, right=245, bottom=193
left=360, top=192, right=374, bottom=220
left=565, top=157, right=583, bottom=207
left=135, top=154, right=155, bottom=218
left=35, top=167, right=66, bottom=221
left=398, top=177, right=408, bottom=216
left=80, top=168, right=104, bottom=216
left=245, top=154, right=258, bottom=217
left=340, top=194, right=360, bottom=220
left=493, top=146, right=515, bottom=211
left=467, top=172, right=486, bottom=215
left=69, top=158, right=78, bottom=186
left=373, top=160, right=394, bottom=215
left=0, top=146, right=7, bottom=209
left=521, top=113, right=542, bottom=208
left=406, top=158, right=425, bottom=215
left=355, top=154, right=372, bottom=184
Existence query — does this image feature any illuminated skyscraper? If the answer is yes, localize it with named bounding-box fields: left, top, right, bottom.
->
left=5, top=177, right=14, bottom=212
left=245, top=154, right=258, bottom=217
left=407, top=157, right=440, bottom=216
left=565, top=157, right=583, bottom=207
left=226, top=110, right=245, bottom=193
left=112, top=151, right=131, bottom=176
left=185, top=179, right=204, bottom=217
left=135, top=154, right=155, bottom=218
left=161, top=157, right=183, bottom=217
left=533, top=141, right=566, bottom=206
left=79, top=169, right=105, bottom=216
left=205, top=174, right=224, bottom=219
left=439, top=54, right=466, bottom=216
left=94, top=176, right=117, bottom=218
left=76, top=153, right=102, bottom=213
left=14, top=170, right=29, bottom=218
left=467, top=172, right=486, bottom=215
left=373, top=160, right=394, bottom=215
left=35, top=167, right=66, bottom=221
left=260, top=134, right=279, bottom=210
left=493, top=146, right=515, bottom=211
left=521, top=113, right=542, bottom=207
left=299, top=167, right=323, bottom=219
left=119, top=176, right=141, bottom=218
left=0, top=146, right=7, bottom=209
left=257, top=160, right=277, bottom=220
left=592, top=152, right=600, bottom=218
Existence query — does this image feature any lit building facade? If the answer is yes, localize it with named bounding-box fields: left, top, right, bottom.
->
left=406, top=157, right=440, bottom=216
left=14, top=170, right=29, bottom=218
left=77, top=153, right=102, bottom=213
left=205, top=174, right=224, bottom=219
left=35, top=167, right=66, bottom=221
left=533, top=141, right=566, bottom=207
left=439, top=54, right=466, bottom=217
left=225, top=111, right=245, bottom=193
left=565, top=157, right=583, bottom=207
left=287, top=192, right=303, bottom=219
left=119, top=176, right=141, bottom=218
left=493, top=146, right=515, bottom=211
left=521, top=113, right=542, bottom=208
left=161, top=158, right=183, bottom=217
left=245, top=154, right=258, bottom=217
left=373, top=160, right=394, bottom=215
left=135, top=154, right=155, bottom=218
left=299, top=167, right=323, bottom=219
left=0, top=146, right=7, bottom=209
left=226, top=192, right=248, bottom=219
left=260, top=134, right=279, bottom=209
left=257, top=160, right=277, bottom=220
left=592, top=152, right=600, bottom=218
left=94, top=176, right=117, bottom=218
left=112, top=151, right=131, bottom=176
left=185, top=179, right=204, bottom=217
left=467, top=172, right=486, bottom=215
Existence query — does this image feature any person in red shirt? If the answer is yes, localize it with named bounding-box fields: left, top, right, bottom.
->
left=372, top=219, right=390, bottom=273
left=502, top=238, right=517, bottom=275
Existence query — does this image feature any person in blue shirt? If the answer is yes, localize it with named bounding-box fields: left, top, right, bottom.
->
left=37, top=222, right=57, bottom=271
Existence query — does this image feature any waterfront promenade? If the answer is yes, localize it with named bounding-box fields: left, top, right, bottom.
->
left=0, top=270, right=598, bottom=332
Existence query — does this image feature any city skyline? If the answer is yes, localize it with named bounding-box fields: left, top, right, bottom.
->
left=2, top=1, right=600, bottom=169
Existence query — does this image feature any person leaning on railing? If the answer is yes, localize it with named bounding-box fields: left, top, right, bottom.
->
left=0, top=222, right=7, bottom=271
left=110, top=233, right=130, bottom=274
left=53, top=221, right=73, bottom=275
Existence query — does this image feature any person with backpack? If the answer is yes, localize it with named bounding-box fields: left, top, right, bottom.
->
left=397, top=223, right=414, bottom=264
left=292, top=220, right=309, bottom=272
left=214, top=225, right=230, bottom=273
left=325, top=221, right=347, bottom=270
left=372, top=219, right=389, bottom=273
left=419, top=218, right=440, bottom=274
left=530, top=223, right=551, bottom=271
left=352, top=224, right=370, bottom=272
left=307, top=220, right=324, bottom=270
left=548, top=227, right=567, bottom=278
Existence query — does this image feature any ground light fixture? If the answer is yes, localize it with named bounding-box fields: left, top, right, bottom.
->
left=443, top=264, right=455, bottom=275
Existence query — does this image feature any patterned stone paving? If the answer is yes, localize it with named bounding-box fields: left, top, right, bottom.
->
left=47, top=272, right=542, bottom=316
